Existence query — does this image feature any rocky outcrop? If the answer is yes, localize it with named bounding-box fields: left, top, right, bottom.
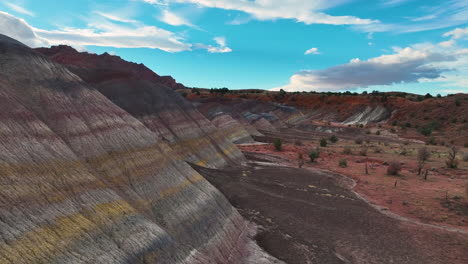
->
left=0, top=35, right=270, bottom=263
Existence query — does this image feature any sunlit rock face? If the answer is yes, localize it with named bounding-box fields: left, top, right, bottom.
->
left=36, top=45, right=244, bottom=168
left=0, top=35, right=257, bottom=263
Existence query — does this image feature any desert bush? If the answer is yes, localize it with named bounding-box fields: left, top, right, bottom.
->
left=339, top=159, right=348, bottom=168
left=387, top=161, right=402, bottom=176
left=294, top=139, right=303, bottom=146
left=373, top=146, right=383, bottom=153
left=390, top=128, right=396, bottom=133
left=446, top=146, right=459, bottom=168
left=320, top=138, right=327, bottom=147
left=359, top=147, right=368, bottom=156
left=343, top=146, right=353, bottom=155
left=426, top=136, right=437, bottom=145
left=417, top=147, right=430, bottom=162
left=375, top=130, right=381, bottom=135
left=355, top=137, right=363, bottom=144
left=463, top=152, right=468, bottom=162
left=329, top=134, right=338, bottom=143
left=308, top=148, right=320, bottom=162
left=464, top=142, right=468, bottom=148
left=366, top=130, right=371, bottom=134
left=298, top=153, right=304, bottom=168
left=273, top=138, right=282, bottom=151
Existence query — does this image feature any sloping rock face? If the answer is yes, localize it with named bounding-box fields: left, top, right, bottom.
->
left=194, top=97, right=305, bottom=135
left=210, top=113, right=254, bottom=144
left=343, top=105, right=391, bottom=125
left=0, top=35, right=260, bottom=263
left=36, top=45, right=243, bottom=168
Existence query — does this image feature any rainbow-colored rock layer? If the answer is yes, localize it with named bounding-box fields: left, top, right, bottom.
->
left=0, top=35, right=251, bottom=263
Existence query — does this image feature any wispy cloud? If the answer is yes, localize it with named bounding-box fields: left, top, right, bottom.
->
left=196, top=36, right=232, bottom=53
left=5, top=3, right=34, bottom=16
left=159, top=9, right=193, bottom=26
left=145, top=0, right=378, bottom=26
left=304, top=47, right=320, bottom=55
left=0, top=11, right=191, bottom=52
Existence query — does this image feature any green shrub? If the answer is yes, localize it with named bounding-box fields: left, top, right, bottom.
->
left=329, top=135, right=338, bottom=143
left=308, top=148, right=320, bottom=162
left=320, top=138, right=328, bottom=147
left=376, top=130, right=381, bottom=135
left=273, top=138, right=282, bottom=151
left=339, top=159, right=348, bottom=168
left=355, top=137, right=363, bottom=144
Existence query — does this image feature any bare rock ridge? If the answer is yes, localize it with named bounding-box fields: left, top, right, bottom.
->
left=0, top=34, right=263, bottom=263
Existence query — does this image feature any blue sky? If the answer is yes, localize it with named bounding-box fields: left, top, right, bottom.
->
left=0, top=0, right=467, bottom=94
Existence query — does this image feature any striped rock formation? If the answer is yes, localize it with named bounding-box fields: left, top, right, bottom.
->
left=36, top=45, right=244, bottom=168
left=193, top=97, right=305, bottom=136
left=0, top=35, right=273, bottom=263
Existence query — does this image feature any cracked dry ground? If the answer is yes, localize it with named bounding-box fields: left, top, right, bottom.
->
left=192, top=153, right=468, bottom=264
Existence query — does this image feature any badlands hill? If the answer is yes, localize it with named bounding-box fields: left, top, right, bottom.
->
left=183, top=89, right=467, bottom=146
left=0, top=35, right=276, bottom=263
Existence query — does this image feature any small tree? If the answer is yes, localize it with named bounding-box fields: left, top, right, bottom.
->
left=416, top=147, right=430, bottom=175
left=273, top=138, right=282, bottom=151
left=329, top=135, right=338, bottom=143
left=320, top=138, right=328, bottom=147
left=446, top=145, right=459, bottom=168
left=387, top=161, right=402, bottom=176
left=308, top=148, right=320, bottom=162
left=298, top=153, right=304, bottom=168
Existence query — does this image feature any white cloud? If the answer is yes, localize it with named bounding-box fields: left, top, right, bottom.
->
left=159, top=9, right=193, bottom=27
left=0, top=11, right=191, bottom=52
left=147, top=0, right=377, bottom=26
left=443, top=27, right=468, bottom=40
left=0, top=11, right=48, bottom=47
left=275, top=27, right=468, bottom=92
left=5, top=3, right=34, bottom=16
left=196, top=36, right=232, bottom=53
left=274, top=47, right=459, bottom=92
left=304, top=47, right=320, bottom=55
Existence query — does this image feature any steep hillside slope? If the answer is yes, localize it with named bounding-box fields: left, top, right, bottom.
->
left=0, top=35, right=267, bottom=263
left=36, top=45, right=243, bottom=168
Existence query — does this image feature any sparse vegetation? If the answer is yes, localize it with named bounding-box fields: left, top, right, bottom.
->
left=308, top=148, right=320, bottom=162
left=426, top=136, right=437, bottom=145
left=463, top=152, right=468, bottom=162
left=339, top=159, right=348, bottom=168
left=359, top=147, right=368, bottom=156
left=298, top=153, right=304, bottom=168
left=329, top=134, right=338, bottom=143
left=320, top=138, right=328, bottom=147
left=446, top=145, right=459, bottom=168
left=355, top=137, right=363, bottom=145
left=294, top=139, right=303, bottom=146
left=273, top=138, right=282, bottom=151
left=375, top=130, right=381, bottom=135
left=387, top=161, right=402, bottom=176
left=343, top=146, right=353, bottom=155
left=417, top=147, right=430, bottom=175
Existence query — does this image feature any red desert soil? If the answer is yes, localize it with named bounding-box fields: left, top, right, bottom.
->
left=193, top=152, right=468, bottom=264
left=238, top=141, right=468, bottom=233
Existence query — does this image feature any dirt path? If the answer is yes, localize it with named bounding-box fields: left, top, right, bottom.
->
left=192, top=153, right=468, bottom=264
